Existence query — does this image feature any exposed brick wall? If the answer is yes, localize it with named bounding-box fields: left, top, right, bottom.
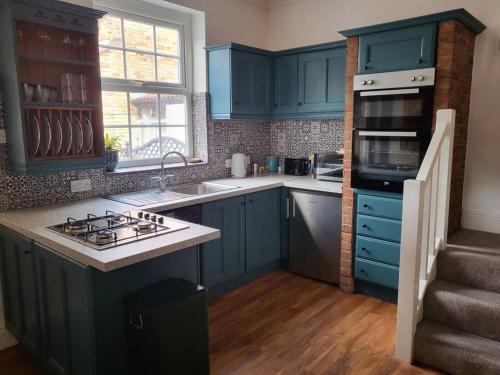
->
left=340, top=36, right=358, bottom=293
left=433, top=20, right=476, bottom=236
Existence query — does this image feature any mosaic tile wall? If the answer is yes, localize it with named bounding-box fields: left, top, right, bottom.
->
left=0, top=91, right=343, bottom=212
left=0, top=93, right=270, bottom=211
left=270, top=119, right=344, bottom=160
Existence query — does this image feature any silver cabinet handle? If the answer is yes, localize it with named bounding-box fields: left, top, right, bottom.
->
left=286, top=197, right=290, bottom=219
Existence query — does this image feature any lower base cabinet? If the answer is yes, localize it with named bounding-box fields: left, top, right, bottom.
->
left=201, top=189, right=282, bottom=295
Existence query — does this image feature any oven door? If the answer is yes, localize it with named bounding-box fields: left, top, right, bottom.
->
left=354, top=86, right=434, bottom=131
left=352, top=130, right=430, bottom=192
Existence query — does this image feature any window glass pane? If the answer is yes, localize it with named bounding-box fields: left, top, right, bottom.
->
left=124, top=19, right=154, bottom=51
left=155, top=26, right=179, bottom=56
left=102, top=91, right=128, bottom=125
left=126, top=51, right=155, bottom=81
left=160, top=94, right=186, bottom=125
left=130, top=127, right=161, bottom=160
left=157, top=56, right=179, bottom=84
left=99, top=48, right=124, bottom=79
left=130, top=93, right=159, bottom=126
left=161, top=127, right=187, bottom=154
left=104, top=127, right=130, bottom=160
left=99, top=15, right=122, bottom=47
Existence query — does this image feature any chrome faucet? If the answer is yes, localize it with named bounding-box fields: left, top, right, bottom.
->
left=154, top=151, right=188, bottom=191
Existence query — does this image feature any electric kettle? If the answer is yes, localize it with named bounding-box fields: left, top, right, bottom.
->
left=226, top=153, right=250, bottom=178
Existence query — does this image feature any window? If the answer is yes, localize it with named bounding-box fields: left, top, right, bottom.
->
left=98, top=8, right=192, bottom=167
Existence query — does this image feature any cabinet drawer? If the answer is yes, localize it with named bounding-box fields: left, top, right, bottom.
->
left=355, top=235, right=400, bottom=266
left=357, top=194, right=402, bottom=220
left=355, top=258, right=399, bottom=289
left=356, top=215, right=401, bottom=242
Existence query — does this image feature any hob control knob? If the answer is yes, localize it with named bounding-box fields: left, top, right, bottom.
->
left=367, top=80, right=374, bottom=85
left=360, top=80, right=367, bottom=85
left=158, top=217, right=164, bottom=224
left=409, top=76, right=416, bottom=82
left=144, top=213, right=150, bottom=220
left=137, top=212, right=144, bottom=218
left=151, top=215, right=157, bottom=222
left=417, top=76, right=424, bottom=81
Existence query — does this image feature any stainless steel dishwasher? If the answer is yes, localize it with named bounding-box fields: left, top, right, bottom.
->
left=288, top=189, right=342, bottom=284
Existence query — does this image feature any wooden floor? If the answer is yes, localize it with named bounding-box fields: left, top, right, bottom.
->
left=0, top=271, right=441, bottom=375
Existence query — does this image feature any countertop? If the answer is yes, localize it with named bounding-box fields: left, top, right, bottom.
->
left=0, top=174, right=342, bottom=272
left=131, top=174, right=343, bottom=213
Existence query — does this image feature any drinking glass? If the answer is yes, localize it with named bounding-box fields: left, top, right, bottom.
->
left=62, top=34, right=71, bottom=60
left=38, top=30, right=50, bottom=57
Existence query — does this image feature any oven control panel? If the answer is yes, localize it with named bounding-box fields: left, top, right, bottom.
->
left=353, top=67, right=435, bottom=91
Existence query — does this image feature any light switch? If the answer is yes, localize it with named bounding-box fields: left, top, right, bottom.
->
left=70, top=178, right=92, bottom=193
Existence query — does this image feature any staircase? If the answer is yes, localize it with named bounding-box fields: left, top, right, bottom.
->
left=414, top=229, right=500, bottom=374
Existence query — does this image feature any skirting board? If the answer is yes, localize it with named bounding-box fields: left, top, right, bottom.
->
left=0, top=326, right=17, bottom=351
left=462, top=209, right=500, bottom=234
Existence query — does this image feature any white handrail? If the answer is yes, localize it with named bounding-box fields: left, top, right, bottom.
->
left=395, top=109, right=455, bottom=362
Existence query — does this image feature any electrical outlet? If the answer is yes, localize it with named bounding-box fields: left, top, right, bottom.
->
left=70, top=178, right=92, bottom=193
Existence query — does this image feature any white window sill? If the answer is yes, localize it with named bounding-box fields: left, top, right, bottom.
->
left=106, top=160, right=208, bottom=175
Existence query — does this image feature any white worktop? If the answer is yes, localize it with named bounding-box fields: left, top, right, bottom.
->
left=0, top=174, right=342, bottom=272
left=136, top=174, right=342, bottom=213
left=0, top=198, right=220, bottom=272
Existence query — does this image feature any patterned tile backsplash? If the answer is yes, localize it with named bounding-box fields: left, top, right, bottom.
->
left=0, top=91, right=343, bottom=212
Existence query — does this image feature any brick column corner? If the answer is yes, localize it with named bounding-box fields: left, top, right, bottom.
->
left=340, top=36, right=358, bottom=293
left=433, top=20, right=476, bottom=236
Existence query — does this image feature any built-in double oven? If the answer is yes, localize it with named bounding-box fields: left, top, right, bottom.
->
left=352, top=68, right=436, bottom=192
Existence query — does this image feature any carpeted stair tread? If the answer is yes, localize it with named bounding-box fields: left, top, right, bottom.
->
left=437, top=247, right=500, bottom=293
left=424, top=279, right=500, bottom=341
left=414, top=320, right=500, bottom=375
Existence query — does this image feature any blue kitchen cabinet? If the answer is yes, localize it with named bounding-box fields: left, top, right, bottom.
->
left=208, top=41, right=346, bottom=120
left=35, top=243, right=97, bottom=375
left=201, top=196, right=246, bottom=287
left=0, top=227, right=42, bottom=359
left=358, top=24, right=436, bottom=74
left=246, top=189, right=281, bottom=271
left=273, top=55, right=298, bottom=115
left=297, top=48, right=346, bottom=115
left=354, top=191, right=402, bottom=302
left=207, top=44, right=273, bottom=119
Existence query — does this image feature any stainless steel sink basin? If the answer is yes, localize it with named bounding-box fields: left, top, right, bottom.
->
left=168, top=182, right=238, bottom=195
left=106, top=182, right=239, bottom=207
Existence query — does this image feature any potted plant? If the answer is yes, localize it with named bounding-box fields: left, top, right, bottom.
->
left=104, top=133, right=122, bottom=172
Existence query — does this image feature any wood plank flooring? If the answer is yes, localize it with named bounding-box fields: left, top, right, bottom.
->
left=0, top=270, right=441, bottom=375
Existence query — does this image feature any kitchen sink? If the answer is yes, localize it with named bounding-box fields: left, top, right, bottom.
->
left=106, top=182, right=239, bottom=207
left=168, top=182, right=238, bottom=195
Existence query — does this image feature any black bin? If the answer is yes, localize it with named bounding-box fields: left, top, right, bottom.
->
left=124, top=278, right=210, bottom=375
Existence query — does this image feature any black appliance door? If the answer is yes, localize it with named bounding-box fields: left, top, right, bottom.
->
left=352, top=130, right=429, bottom=192
left=354, top=86, right=434, bottom=130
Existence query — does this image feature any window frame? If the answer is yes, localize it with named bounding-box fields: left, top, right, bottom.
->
left=96, top=1, right=194, bottom=168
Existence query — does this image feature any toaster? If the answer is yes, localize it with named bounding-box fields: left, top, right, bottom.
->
left=284, top=158, right=310, bottom=176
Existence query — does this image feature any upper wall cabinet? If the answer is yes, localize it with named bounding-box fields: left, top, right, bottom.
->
left=208, top=44, right=273, bottom=120
left=297, top=49, right=346, bottom=116
left=0, top=0, right=106, bottom=174
left=207, top=41, right=346, bottom=120
left=358, top=24, right=437, bottom=74
left=273, top=55, right=298, bottom=115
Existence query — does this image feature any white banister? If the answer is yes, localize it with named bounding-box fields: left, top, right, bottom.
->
left=395, top=109, right=456, bottom=362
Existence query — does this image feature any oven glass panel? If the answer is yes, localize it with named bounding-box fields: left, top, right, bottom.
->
left=353, top=132, right=423, bottom=184
left=354, top=86, right=434, bottom=130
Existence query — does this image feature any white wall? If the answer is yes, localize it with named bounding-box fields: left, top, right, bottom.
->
left=267, top=0, right=500, bottom=234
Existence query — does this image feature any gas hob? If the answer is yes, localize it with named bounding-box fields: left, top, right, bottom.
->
left=46, top=210, right=189, bottom=250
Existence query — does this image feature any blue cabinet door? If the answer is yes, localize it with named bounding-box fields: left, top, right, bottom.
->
left=273, top=55, right=298, bottom=114
left=246, top=189, right=281, bottom=271
left=297, top=48, right=346, bottom=114
left=231, top=50, right=273, bottom=116
left=201, top=196, right=246, bottom=288
left=208, top=48, right=231, bottom=118
left=35, top=243, right=96, bottom=375
left=358, top=24, right=436, bottom=74
left=0, top=227, right=42, bottom=359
